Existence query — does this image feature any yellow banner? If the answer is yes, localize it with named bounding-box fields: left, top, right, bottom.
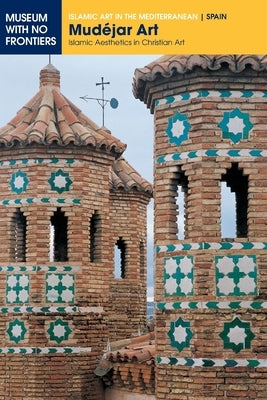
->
left=62, top=0, right=267, bottom=54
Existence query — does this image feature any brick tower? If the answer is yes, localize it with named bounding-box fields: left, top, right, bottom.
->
left=0, top=64, right=152, bottom=399
left=134, top=55, right=267, bottom=399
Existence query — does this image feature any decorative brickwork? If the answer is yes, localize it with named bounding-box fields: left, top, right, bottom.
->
left=134, top=54, right=267, bottom=400
left=0, top=64, right=152, bottom=399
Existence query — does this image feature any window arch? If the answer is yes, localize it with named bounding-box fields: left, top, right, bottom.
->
left=50, top=208, right=68, bottom=262
left=221, top=163, right=248, bottom=238
left=11, top=208, right=26, bottom=262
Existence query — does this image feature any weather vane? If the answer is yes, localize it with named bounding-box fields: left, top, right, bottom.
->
left=80, top=77, right=119, bottom=127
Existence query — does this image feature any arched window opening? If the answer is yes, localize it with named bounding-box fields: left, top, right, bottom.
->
left=50, top=208, right=68, bottom=262
left=89, top=211, right=101, bottom=262
left=11, top=209, right=26, bottom=262
left=175, top=170, right=188, bottom=240
left=221, top=163, right=248, bottom=238
left=114, top=238, right=126, bottom=279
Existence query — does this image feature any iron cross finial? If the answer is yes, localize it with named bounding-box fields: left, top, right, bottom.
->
left=80, top=77, right=118, bottom=128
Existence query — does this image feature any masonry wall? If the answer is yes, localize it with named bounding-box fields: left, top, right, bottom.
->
left=151, top=67, right=267, bottom=399
left=108, top=191, right=149, bottom=339
left=0, top=144, right=148, bottom=399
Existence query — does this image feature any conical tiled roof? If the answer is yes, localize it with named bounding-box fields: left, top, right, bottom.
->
left=133, top=54, right=267, bottom=103
left=0, top=64, right=152, bottom=196
left=0, top=64, right=126, bottom=156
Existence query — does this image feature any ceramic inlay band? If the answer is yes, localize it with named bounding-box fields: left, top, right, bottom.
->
left=155, top=90, right=267, bottom=107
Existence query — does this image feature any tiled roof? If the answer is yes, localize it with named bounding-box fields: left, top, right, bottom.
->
left=95, top=331, right=155, bottom=393
left=111, top=157, right=153, bottom=195
left=106, top=331, right=155, bottom=365
left=133, top=54, right=267, bottom=102
left=0, top=64, right=126, bottom=156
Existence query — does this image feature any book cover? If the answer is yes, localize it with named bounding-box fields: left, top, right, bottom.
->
left=0, top=1, right=267, bottom=399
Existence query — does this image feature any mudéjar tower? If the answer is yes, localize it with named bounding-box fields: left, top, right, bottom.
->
left=134, top=55, right=267, bottom=399
left=0, top=64, right=152, bottom=399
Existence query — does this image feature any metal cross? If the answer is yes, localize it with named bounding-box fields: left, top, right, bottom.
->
left=96, top=77, right=110, bottom=127
left=80, top=77, right=118, bottom=128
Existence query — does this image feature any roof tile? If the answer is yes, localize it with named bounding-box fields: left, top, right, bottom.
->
left=112, top=157, right=153, bottom=194
left=27, top=130, right=44, bottom=144
left=133, top=54, right=267, bottom=102
left=106, top=331, right=155, bottom=365
left=31, top=121, right=48, bottom=135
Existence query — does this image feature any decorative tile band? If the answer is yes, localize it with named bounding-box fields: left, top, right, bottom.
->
left=0, top=158, right=79, bottom=168
left=155, top=90, right=267, bottom=107
left=156, top=241, right=267, bottom=254
left=157, top=356, right=267, bottom=368
left=0, top=306, right=104, bottom=314
left=157, top=148, right=267, bottom=164
left=0, top=265, right=81, bottom=272
left=0, top=197, right=81, bottom=206
left=0, top=347, right=91, bottom=354
left=157, top=301, right=267, bottom=311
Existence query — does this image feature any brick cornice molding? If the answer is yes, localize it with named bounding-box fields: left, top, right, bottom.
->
left=133, top=54, right=267, bottom=102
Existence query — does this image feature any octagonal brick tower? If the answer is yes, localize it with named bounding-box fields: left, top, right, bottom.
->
left=134, top=55, right=267, bottom=400
left=0, top=64, right=152, bottom=399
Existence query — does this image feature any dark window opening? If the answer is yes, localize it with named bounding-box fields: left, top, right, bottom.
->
left=89, top=211, right=101, bottom=262
left=221, top=163, right=248, bottom=238
left=50, top=208, right=68, bottom=262
left=114, top=238, right=126, bottom=279
left=11, top=209, right=26, bottom=262
left=174, top=170, right=188, bottom=240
